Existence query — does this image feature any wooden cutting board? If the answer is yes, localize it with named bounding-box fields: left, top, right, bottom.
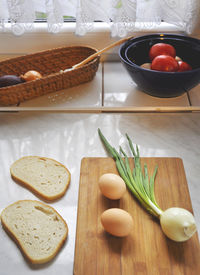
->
left=74, top=157, right=200, bottom=275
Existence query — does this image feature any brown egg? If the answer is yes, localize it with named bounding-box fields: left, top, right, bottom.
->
left=21, top=70, right=42, bottom=82
left=175, top=56, right=182, bottom=62
left=140, top=63, right=151, bottom=70
left=101, top=208, right=133, bottom=237
left=98, top=173, right=126, bottom=200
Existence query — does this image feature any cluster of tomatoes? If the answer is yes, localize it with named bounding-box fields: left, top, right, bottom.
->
left=141, top=43, right=192, bottom=72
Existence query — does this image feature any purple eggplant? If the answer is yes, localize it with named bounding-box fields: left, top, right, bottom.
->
left=0, top=75, right=25, bottom=88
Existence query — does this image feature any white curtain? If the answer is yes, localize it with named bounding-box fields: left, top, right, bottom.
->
left=0, top=0, right=199, bottom=36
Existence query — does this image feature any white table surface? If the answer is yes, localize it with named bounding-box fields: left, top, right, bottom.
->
left=0, top=111, right=199, bottom=275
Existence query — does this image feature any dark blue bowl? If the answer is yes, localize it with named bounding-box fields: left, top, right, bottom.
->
left=119, top=34, right=200, bottom=97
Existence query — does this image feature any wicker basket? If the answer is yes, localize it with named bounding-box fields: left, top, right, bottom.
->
left=0, top=46, right=100, bottom=106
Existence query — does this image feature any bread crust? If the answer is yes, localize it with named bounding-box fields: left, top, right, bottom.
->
left=10, top=156, right=71, bottom=201
left=1, top=200, right=68, bottom=264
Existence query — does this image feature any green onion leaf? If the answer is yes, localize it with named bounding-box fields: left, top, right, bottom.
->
left=98, top=129, right=163, bottom=218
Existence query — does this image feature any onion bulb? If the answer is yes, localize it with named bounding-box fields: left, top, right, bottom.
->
left=98, top=129, right=197, bottom=242
left=21, top=70, right=42, bottom=82
left=160, top=207, right=196, bottom=242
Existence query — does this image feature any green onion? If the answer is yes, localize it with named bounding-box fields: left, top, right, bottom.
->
left=98, top=129, right=197, bottom=242
left=98, top=128, right=162, bottom=218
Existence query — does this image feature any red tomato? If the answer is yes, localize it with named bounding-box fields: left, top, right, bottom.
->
left=178, top=61, right=192, bottom=72
left=151, top=55, right=179, bottom=72
left=149, top=43, right=176, bottom=61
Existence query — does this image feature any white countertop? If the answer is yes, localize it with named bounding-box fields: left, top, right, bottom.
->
left=0, top=111, right=199, bottom=275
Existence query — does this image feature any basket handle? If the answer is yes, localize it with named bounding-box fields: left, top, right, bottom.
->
left=63, top=36, right=133, bottom=72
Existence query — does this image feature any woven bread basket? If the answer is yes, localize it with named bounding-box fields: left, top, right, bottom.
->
left=0, top=46, right=100, bottom=106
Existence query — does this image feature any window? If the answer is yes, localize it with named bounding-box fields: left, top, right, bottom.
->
left=1, top=1, right=199, bottom=36
left=0, top=0, right=199, bottom=56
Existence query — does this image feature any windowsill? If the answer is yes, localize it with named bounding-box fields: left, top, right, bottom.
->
left=0, top=59, right=199, bottom=112
left=2, top=21, right=182, bottom=34
left=0, top=22, right=199, bottom=112
left=0, top=22, right=184, bottom=56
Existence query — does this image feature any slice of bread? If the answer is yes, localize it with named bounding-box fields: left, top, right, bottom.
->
left=1, top=200, right=68, bottom=264
left=10, top=156, right=70, bottom=201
